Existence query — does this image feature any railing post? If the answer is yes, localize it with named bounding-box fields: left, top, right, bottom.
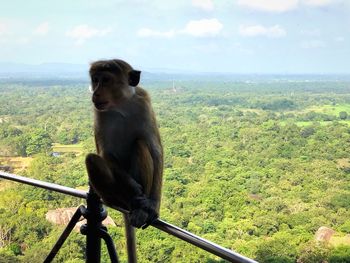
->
left=81, top=187, right=106, bottom=263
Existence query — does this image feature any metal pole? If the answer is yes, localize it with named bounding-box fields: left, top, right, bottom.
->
left=0, top=171, right=87, bottom=199
left=0, top=171, right=257, bottom=263
left=83, top=188, right=104, bottom=263
left=100, top=228, right=119, bottom=263
left=152, top=219, right=258, bottom=263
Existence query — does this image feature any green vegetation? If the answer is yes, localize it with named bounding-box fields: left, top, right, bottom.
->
left=0, top=78, right=350, bottom=262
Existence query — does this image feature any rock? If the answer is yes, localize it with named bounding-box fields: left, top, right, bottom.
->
left=315, top=226, right=335, bottom=243
left=46, top=207, right=116, bottom=231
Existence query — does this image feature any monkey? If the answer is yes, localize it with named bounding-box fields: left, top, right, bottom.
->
left=85, top=59, right=163, bottom=229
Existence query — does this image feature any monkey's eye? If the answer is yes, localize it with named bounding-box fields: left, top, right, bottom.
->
left=92, top=76, right=99, bottom=84
left=102, top=76, right=111, bottom=83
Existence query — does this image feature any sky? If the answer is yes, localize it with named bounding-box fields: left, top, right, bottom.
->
left=0, top=0, right=349, bottom=74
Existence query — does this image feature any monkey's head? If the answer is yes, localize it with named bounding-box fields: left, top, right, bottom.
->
left=89, top=59, right=141, bottom=111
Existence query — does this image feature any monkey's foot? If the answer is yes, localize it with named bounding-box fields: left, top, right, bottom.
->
left=129, top=196, right=158, bottom=228
left=130, top=208, right=158, bottom=228
left=130, top=208, right=148, bottom=228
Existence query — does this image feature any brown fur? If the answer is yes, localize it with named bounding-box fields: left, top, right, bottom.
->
left=85, top=59, right=163, bottom=228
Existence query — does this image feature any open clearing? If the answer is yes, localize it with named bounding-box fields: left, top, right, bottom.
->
left=0, top=156, right=33, bottom=170
left=280, top=120, right=350, bottom=127
left=52, top=143, right=83, bottom=153
left=306, top=104, right=350, bottom=116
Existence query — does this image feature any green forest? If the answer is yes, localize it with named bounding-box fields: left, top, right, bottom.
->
left=0, top=77, right=350, bottom=262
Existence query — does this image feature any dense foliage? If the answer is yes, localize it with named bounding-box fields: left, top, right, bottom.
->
left=0, top=77, right=350, bottom=262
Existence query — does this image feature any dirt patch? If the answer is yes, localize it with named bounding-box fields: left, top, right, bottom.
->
left=337, top=158, right=350, bottom=173
left=0, top=157, right=33, bottom=172
left=337, top=158, right=350, bottom=168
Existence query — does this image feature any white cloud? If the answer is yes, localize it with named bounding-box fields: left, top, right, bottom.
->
left=137, top=28, right=176, bottom=38
left=181, top=19, right=223, bottom=37
left=300, top=40, right=326, bottom=48
left=237, top=0, right=341, bottom=12
left=192, top=0, right=214, bottom=11
left=237, top=0, right=298, bottom=12
left=302, top=0, right=335, bottom=6
left=66, top=25, right=112, bottom=45
left=34, top=22, right=50, bottom=35
left=239, top=24, right=287, bottom=38
left=137, top=19, right=223, bottom=38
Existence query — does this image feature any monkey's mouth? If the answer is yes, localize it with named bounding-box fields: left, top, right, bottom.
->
left=94, top=101, right=109, bottom=110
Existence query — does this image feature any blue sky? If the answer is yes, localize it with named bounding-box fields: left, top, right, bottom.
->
left=0, top=0, right=349, bottom=74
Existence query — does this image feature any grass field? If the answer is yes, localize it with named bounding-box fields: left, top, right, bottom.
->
left=280, top=103, right=350, bottom=127
left=280, top=120, right=350, bottom=127
left=306, top=104, right=350, bottom=116
left=52, top=143, right=84, bottom=153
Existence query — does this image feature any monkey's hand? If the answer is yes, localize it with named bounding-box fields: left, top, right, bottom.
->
left=130, top=197, right=158, bottom=228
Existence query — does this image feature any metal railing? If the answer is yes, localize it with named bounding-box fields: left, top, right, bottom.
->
left=0, top=170, right=258, bottom=263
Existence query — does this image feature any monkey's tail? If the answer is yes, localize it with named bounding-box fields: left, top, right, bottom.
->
left=124, top=213, right=137, bottom=263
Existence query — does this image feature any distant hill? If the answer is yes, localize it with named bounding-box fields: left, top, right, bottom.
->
left=0, top=62, right=350, bottom=82
left=0, top=62, right=88, bottom=79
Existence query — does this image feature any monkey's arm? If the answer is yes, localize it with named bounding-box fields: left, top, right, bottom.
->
left=148, top=139, right=163, bottom=212
left=128, top=138, right=162, bottom=227
left=132, top=138, right=163, bottom=205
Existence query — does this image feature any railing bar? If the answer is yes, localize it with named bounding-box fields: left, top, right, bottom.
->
left=152, top=219, right=257, bottom=263
left=0, top=171, right=87, bottom=199
left=0, top=171, right=257, bottom=263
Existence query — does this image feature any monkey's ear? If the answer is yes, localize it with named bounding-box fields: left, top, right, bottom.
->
left=129, top=70, right=141, bottom=87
